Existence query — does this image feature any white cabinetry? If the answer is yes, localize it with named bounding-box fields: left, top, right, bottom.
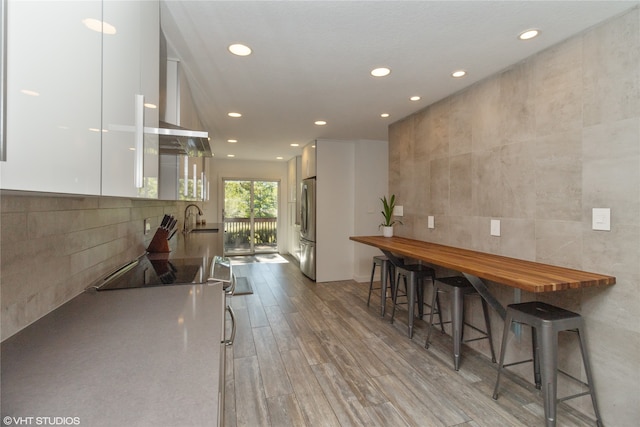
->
left=287, top=156, right=301, bottom=260
left=1, top=0, right=160, bottom=198
left=301, top=141, right=316, bottom=179
left=102, top=0, right=159, bottom=198
left=1, top=0, right=102, bottom=195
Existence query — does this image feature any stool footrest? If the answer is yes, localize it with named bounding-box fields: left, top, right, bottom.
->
left=502, top=358, right=534, bottom=369
left=463, top=335, right=492, bottom=344
left=557, top=390, right=591, bottom=403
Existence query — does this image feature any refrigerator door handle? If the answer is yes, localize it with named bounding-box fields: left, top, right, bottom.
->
left=301, top=184, right=308, bottom=234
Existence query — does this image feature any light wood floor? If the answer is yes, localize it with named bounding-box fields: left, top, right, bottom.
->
left=223, top=255, right=596, bottom=427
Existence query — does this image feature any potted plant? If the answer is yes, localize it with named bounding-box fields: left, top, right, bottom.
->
left=380, top=194, right=402, bottom=237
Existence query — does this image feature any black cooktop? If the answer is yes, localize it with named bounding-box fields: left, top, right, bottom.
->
left=95, top=256, right=203, bottom=291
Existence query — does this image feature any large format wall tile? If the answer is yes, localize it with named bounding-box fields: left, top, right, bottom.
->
left=583, top=7, right=640, bottom=126
left=501, top=140, right=535, bottom=219
left=535, top=220, right=583, bottom=269
left=388, top=8, right=640, bottom=426
left=499, top=59, right=536, bottom=144
left=534, top=131, right=583, bottom=221
left=582, top=117, right=640, bottom=226
left=449, top=153, right=473, bottom=216
left=472, top=147, right=502, bottom=217
left=535, top=36, right=583, bottom=136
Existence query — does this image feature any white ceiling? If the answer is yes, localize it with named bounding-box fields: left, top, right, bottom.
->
left=160, top=0, right=638, bottom=162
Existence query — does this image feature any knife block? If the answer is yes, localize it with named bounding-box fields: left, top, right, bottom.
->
left=146, top=228, right=171, bottom=253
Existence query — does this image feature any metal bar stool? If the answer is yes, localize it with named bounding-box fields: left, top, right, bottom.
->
left=425, top=276, right=496, bottom=371
left=367, top=255, right=396, bottom=316
left=492, top=301, right=602, bottom=427
left=390, top=262, right=437, bottom=337
left=393, top=266, right=443, bottom=328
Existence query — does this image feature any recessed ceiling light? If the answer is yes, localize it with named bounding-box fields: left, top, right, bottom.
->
left=519, top=29, right=540, bottom=40
left=371, top=67, right=391, bottom=77
left=290, top=143, right=299, bottom=147
left=228, top=43, right=252, bottom=56
left=380, top=113, right=390, bottom=118
left=227, top=139, right=237, bottom=143
left=144, top=103, right=157, bottom=109
left=451, top=70, right=467, bottom=78
left=315, top=120, right=327, bottom=126
left=228, top=112, right=242, bottom=118
left=410, top=96, right=421, bottom=101
left=227, top=154, right=235, bottom=158
left=276, top=156, right=283, bottom=160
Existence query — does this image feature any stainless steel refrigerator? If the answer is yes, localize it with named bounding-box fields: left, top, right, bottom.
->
left=300, top=177, right=316, bottom=280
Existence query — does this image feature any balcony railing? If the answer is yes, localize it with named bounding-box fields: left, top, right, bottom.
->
left=224, top=217, right=277, bottom=252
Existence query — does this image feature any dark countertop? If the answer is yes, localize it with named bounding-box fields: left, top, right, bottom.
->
left=1, top=283, right=225, bottom=426
left=1, top=226, right=228, bottom=426
left=160, top=222, right=224, bottom=261
left=92, top=224, right=226, bottom=290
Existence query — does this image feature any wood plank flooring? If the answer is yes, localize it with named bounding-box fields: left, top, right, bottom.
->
left=223, top=255, right=596, bottom=427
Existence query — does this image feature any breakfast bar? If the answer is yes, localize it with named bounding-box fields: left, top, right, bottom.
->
left=350, top=236, right=616, bottom=337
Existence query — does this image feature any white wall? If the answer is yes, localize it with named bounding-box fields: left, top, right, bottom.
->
left=353, top=140, right=389, bottom=282
left=316, top=140, right=355, bottom=282
left=315, top=139, right=388, bottom=282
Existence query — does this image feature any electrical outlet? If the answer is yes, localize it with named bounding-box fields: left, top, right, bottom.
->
left=490, top=219, right=501, bottom=236
left=592, top=208, right=611, bottom=231
left=427, top=216, right=435, bottom=229
left=144, top=218, right=151, bottom=235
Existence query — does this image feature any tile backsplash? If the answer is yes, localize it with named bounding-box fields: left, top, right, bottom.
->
left=0, top=193, right=184, bottom=340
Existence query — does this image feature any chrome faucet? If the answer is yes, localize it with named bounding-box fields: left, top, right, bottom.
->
left=183, top=204, right=203, bottom=233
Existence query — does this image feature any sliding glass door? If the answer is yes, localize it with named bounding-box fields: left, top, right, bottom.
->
left=223, top=179, right=279, bottom=255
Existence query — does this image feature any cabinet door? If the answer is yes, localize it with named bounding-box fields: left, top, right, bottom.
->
left=1, top=0, right=102, bottom=195
left=179, top=155, right=204, bottom=201
left=139, top=0, right=160, bottom=198
left=102, top=0, right=159, bottom=198
left=301, top=142, right=316, bottom=179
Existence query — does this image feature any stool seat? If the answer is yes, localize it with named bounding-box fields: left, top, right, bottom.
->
left=425, top=276, right=496, bottom=371
left=390, top=263, right=436, bottom=336
left=493, top=301, right=602, bottom=427
left=502, top=301, right=580, bottom=322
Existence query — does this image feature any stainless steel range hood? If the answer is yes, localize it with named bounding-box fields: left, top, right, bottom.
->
left=158, top=29, right=210, bottom=158
left=155, top=121, right=211, bottom=157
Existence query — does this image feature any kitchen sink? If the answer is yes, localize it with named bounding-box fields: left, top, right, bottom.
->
left=190, top=227, right=219, bottom=233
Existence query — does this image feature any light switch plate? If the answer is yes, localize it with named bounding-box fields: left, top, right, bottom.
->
left=490, top=219, right=501, bottom=236
left=144, top=218, right=151, bottom=235
left=427, top=216, right=435, bottom=229
left=592, top=208, right=611, bottom=231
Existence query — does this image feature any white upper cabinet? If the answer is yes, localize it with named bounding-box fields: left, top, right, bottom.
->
left=102, top=0, right=159, bottom=198
left=1, top=0, right=103, bottom=195
left=301, top=142, right=316, bottom=179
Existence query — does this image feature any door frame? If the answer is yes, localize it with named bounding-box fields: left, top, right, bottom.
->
left=222, top=177, right=280, bottom=256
